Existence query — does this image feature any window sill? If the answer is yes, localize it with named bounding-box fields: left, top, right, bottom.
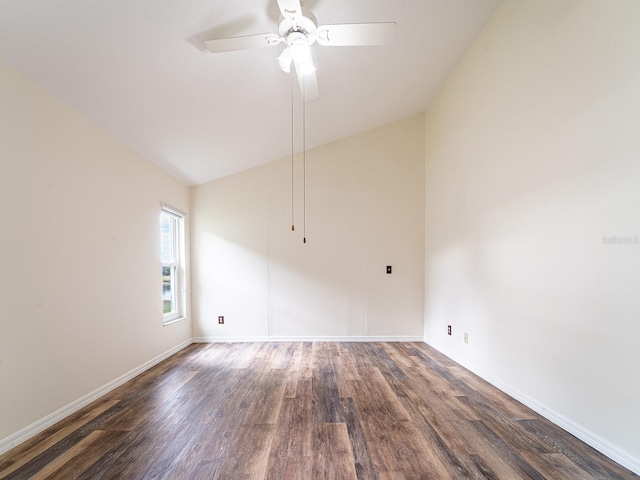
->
left=163, top=316, right=187, bottom=326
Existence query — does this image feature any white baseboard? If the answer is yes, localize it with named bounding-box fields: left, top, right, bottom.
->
left=192, top=335, right=424, bottom=343
left=0, top=339, right=193, bottom=456
left=423, top=340, right=640, bottom=476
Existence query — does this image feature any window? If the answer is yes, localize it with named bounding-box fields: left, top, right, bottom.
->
left=161, top=205, right=185, bottom=324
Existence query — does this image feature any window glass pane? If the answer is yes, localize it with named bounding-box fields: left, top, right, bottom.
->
left=161, top=212, right=174, bottom=264
left=163, top=266, right=174, bottom=314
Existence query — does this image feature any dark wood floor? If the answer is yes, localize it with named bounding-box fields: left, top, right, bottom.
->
left=0, top=342, right=636, bottom=479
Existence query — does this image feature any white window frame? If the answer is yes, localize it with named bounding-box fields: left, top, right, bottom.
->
left=161, top=204, right=186, bottom=325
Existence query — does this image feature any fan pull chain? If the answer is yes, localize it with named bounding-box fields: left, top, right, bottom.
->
left=291, top=72, right=295, bottom=232
left=303, top=74, right=307, bottom=244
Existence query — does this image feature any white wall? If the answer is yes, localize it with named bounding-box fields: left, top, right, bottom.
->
left=192, top=115, right=425, bottom=340
left=0, top=60, right=191, bottom=446
left=424, top=0, right=640, bottom=470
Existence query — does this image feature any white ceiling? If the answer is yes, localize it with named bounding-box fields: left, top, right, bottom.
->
left=0, top=0, right=501, bottom=186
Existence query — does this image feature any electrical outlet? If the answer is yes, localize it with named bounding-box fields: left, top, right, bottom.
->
left=447, top=325, right=452, bottom=335
left=218, top=316, right=224, bottom=324
left=464, top=332, right=469, bottom=344
left=386, top=265, right=392, bottom=274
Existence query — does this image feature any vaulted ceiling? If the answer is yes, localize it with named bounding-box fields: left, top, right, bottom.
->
left=0, top=0, right=501, bottom=185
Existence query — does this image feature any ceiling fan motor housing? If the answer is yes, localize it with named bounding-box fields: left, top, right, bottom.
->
left=278, top=10, right=318, bottom=46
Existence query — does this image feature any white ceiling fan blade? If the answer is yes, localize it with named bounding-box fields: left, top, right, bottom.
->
left=315, top=22, right=396, bottom=47
left=203, top=33, right=282, bottom=53
left=276, top=0, right=303, bottom=22
left=294, top=63, right=320, bottom=102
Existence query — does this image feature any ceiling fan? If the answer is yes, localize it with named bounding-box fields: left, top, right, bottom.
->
left=203, top=0, right=396, bottom=101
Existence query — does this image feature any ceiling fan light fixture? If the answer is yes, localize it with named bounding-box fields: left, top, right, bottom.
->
left=290, top=37, right=311, bottom=63
left=294, top=59, right=316, bottom=77
left=289, top=37, right=315, bottom=76
left=277, top=47, right=293, bottom=73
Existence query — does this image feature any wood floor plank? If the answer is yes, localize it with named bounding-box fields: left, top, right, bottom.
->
left=349, top=342, right=377, bottom=368
left=342, top=397, right=379, bottom=480
left=455, top=396, right=565, bottom=477
left=519, top=418, right=632, bottom=479
left=451, top=365, right=538, bottom=420
left=174, top=374, right=263, bottom=477
left=541, top=452, right=608, bottom=480
left=312, top=365, right=345, bottom=424
left=34, top=430, right=126, bottom=480
left=363, top=419, right=452, bottom=479
left=294, top=342, right=314, bottom=399
left=1, top=342, right=637, bottom=480
left=361, top=343, right=408, bottom=381
left=332, top=354, right=355, bottom=399
left=196, top=367, right=253, bottom=426
left=0, top=393, right=164, bottom=480
left=269, top=342, right=298, bottom=370
left=337, top=344, right=362, bottom=382
left=99, top=369, right=198, bottom=431
left=468, top=419, right=547, bottom=480
left=349, top=368, right=450, bottom=478
left=311, top=423, right=358, bottom=480
left=265, top=396, right=314, bottom=480
left=401, top=367, right=478, bottom=425
left=406, top=354, right=466, bottom=398
left=253, top=343, right=283, bottom=370
left=469, top=453, right=500, bottom=480
left=282, top=343, right=304, bottom=398
left=214, top=424, right=275, bottom=479
left=452, top=419, right=537, bottom=479
left=241, top=369, right=286, bottom=426
left=233, top=342, right=266, bottom=369
left=351, top=367, right=410, bottom=424
left=0, top=398, right=120, bottom=478
left=362, top=343, right=409, bottom=398
left=398, top=396, right=474, bottom=479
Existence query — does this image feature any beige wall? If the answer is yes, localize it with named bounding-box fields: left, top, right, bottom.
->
left=424, top=0, right=640, bottom=468
left=0, top=60, right=191, bottom=445
left=192, top=115, right=425, bottom=340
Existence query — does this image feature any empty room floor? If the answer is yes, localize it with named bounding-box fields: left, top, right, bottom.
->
left=0, top=342, right=636, bottom=479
